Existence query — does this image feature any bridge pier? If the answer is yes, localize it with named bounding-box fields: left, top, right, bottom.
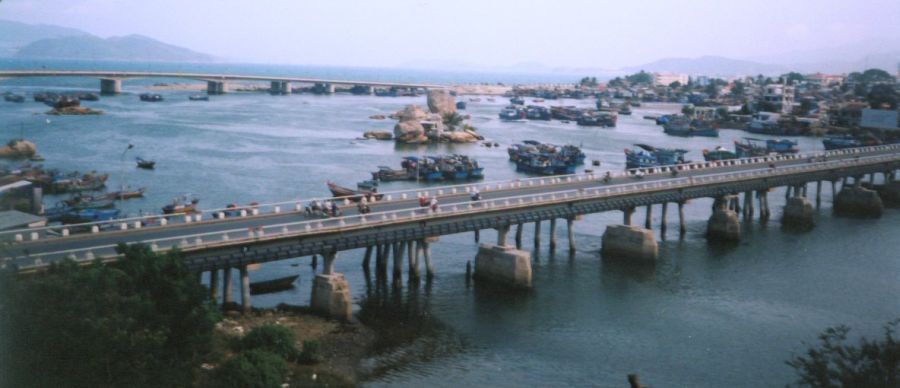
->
left=422, top=238, right=436, bottom=279
left=644, top=205, right=652, bottom=229
left=834, top=186, right=884, bottom=218
left=407, top=240, right=419, bottom=280
left=601, top=224, right=658, bottom=263
left=99, top=78, right=122, bottom=95
left=782, top=196, right=815, bottom=229
left=742, top=191, right=753, bottom=220
left=515, top=223, right=523, bottom=249
left=377, top=244, right=389, bottom=278
left=566, top=217, right=576, bottom=252
left=310, top=251, right=352, bottom=321
left=677, top=201, right=686, bottom=235
left=362, top=246, right=373, bottom=271
left=209, top=269, right=220, bottom=300
left=660, top=202, right=668, bottom=236
left=707, top=196, right=740, bottom=242
left=474, top=244, right=532, bottom=288
left=623, top=206, right=635, bottom=226
left=270, top=81, right=292, bottom=95
left=815, top=181, right=822, bottom=207
left=365, top=85, right=375, bottom=95
left=207, top=81, right=228, bottom=95
left=240, top=265, right=251, bottom=313
left=222, top=267, right=233, bottom=304
left=474, top=229, right=480, bottom=243
left=548, top=219, right=557, bottom=249
left=392, top=242, right=405, bottom=286
left=496, top=224, right=510, bottom=246
left=757, top=190, right=770, bottom=221
left=534, top=221, right=542, bottom=249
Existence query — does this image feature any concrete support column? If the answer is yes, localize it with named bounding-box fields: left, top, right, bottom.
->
left=601, top=225, right=658, bottom=263
left=362, top=246, right=373, bottom=271
left=322, top=251, right=337, bottom=275
left=782, top=196, right=815, bottom=229
left=207, top=81, right=228, bottom=95
left=422, top=239, right=435, bottom=279
left=99, top=78, right=122, bottom=95
left=240, top=265, right=251, bottom=313
left=624, top=206, right=635, bottom=226
left=816, top=181, right=822, bottom=207
left=222, top=267, right=233, bottom=304
left=310, top=272, right=352, bottom=321
left=549, top=218, right=558, bottom=249
left=707, top=196, right=741, bottom=242
left=801, top=183, right=808, bottom=197
left=474, top=244, right=532, bottom=288
left=474, top=229, right=480, bottom=243
left=534, top=220, right=542, bottom=249
left=407, top=240, right=419, bottom=279
left=515, top=223, right=523, bottom=249
left=365, top=85, right=375, bottom=95
left=644, top=204, right=652, bottom=229
left=209, top=269, right=220, bottom=300
left=377, top=244, right=389, bottom=277
left=566, top=217, right=576, bottom=252
left=660, top=202, right=668, bottom=235
left=785, top=185, right=792, bottom=200
left=326, top=83, right=335, bottom=94
left=392, top=242, right=405, bottom=284
left=742, top=191, right=753, bottom=220
left=496, top=224, right=510, bottom=247
left=677, top=201, right=686, bottom=235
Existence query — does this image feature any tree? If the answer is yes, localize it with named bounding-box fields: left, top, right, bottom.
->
left=681, top=105, right=695, bottom=116
left=241, top=324, right=298, bottom=361
left=731, top=81, right=746, bottom=97
left=867, top=84, right=898, bottom=109
left=608, top=77, right=626, bottom=88
left=213, top=349, right=289, bottom=388
left=705, top=83, right=720, bottom=98
left=786, top=319, right=900, bottom=387
left=442, top=112, right=464, bottom=131
left=579, top=76, right=598, bottom=87
left=668, top=81, right=682, bottom=89
left=626, top=70, right=653, bottom=85
left=0, top=244, right=219, bottom=388
left=784, top=72, right=805, bottom=85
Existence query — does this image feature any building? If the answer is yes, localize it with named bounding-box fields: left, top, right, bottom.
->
left=805, top=73, right=845, bottom=88
left=0, top=210, right=46, bottom=231
left=762, top=84, right=795, bottom=114
left=652, top=72, right=689, bottom=87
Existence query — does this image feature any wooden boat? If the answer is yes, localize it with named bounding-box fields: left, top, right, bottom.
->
left=249, top=274, right=299, bottom=295
left=139, top=93, right=163, bottom=102
left=69, top=197, right=115, bottom=210
left=327, top=182, right=382, bottom=202
left=162, top=197, right=200, bottom=214
left=188, top=95, right=209, bottom=101
left=136, top=157, right=155, bottom=169
left=104, top=187, right=146, bottom=200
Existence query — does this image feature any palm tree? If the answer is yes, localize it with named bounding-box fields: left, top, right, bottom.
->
left=442, top=112, right=464, bottom=131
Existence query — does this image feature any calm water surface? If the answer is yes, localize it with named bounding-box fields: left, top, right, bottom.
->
left=1, top=66, right=898, bottom=387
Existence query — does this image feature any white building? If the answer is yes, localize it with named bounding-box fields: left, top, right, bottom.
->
left=762, top=84, right=795, bottom=114
left=653, top=72, right=689, bottom=87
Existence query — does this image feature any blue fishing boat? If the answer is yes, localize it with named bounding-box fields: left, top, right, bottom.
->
left=766, top=139, right=799, bottom=154
left=734, top=138, right=798, bottom=157
left=663, top=117, right=719, bottom=137
left=510, top=96, right=525, bottom=105
left=525, top=105, right=551, bottom=120
left=625, top=144, right=688, bottom=169
left=822, top=135, right=880, bottom=150
left=499, top=106, right=526, bottom=121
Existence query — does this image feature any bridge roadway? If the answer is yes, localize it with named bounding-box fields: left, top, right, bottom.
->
left=3, top=144, right=899, bottom=272
left=0, top=70, right=444, bottom=90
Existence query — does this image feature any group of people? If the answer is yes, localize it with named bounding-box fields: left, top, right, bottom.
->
left=305, top=199, right=341, bottom=217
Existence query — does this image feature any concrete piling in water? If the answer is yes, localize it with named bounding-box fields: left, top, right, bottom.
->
left=834, top=186, right=884, bottom=218
left=644, top=205, right=652, bottom=229
left=782, top=196, right=815, bottom=229
left=549, top=218, right=557, bottom=249
left=707, top=196, right=740, bottom=242
left=496, top=225, right=510, bottom=247
left=409, top=240, right=420, bottom=280
left=392, top=242, right=405, bottom=285
left=311, top=254, right=318, bottom=271
left=660, top=202, right=668, bottom=236
left=742, top=191, right=753, bottom=220
left=677, top=201, right=686, bottom=235
left=566, top=217, right=576, bottom=252
left=474, top=244, right=532, bottom=288
left=310, top=251, right=351, bottom=321
left=816, top=181, right=822, bottom=207
left=601, top=224, right=658, bottom=263
left=362, top=246, right=373, bottom=271
left=534, top=220, right=541, bottom=249
left=210, top=269, right=220, bottom=300
left=240, top=265, right=251, bottom=313
left=474, top=229, right=480, bottom=243
left=624, top=206, right=635, bottom=226
left=423, top=238, right=435, bottom=279
left=515, top=223, right=523, bottom=249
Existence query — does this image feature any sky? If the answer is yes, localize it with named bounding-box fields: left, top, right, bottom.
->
left=1, top=0, right=899, bottom=69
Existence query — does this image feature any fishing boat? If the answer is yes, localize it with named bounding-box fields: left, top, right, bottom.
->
left=104, top=187, right=146, bottom=200
left=249, top=274, right=299, bottom=295
left=61, top=208, right=120, bottom=224
left=576, top=111, right=617, bottom=127
left=766, top=139, right=799, bottom=154
left=551, top=106, right=583, bottom=121
left=3, top=93, right=25, bottom=103
left=509, top=96, right=525, bottom=105
left=51, top=173, right=109, bottom=193
left=703, top=146, right=738, bottom=161
left=70, top=198, right=115, bottom=210
left=663, top=118, right=719, bottom=137
left=499, top=106, right=526, bottom=121
left=733, top=138, right=798, bottom=158
left=456, top=101, right=467, bottom=110
left=371, top=165, right=413, bottom=181
left=136, top=157, right=155, bottom=169
left=162, top=197, right=200, bottom=214
left=625, top=144, right=688, bottom=169
left=188, top=95, right=209, bottom=101
left=139, top=93, right=164, bottom=102
left=822, top=135, right=880, bottom=150
left=525, top=105, right=551, bottom=120
left=327, top=181, right=382, bottom=201
left=618, top=105, right=632, bottom=115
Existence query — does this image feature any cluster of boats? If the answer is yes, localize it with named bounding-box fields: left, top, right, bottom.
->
left=821, top=134, right=886, bottom=150
left=499, top=105, right=551, bottom=121
left=371, top=155, right=484, bottom=182
left=702, top=138, right=799, bottom=161
left=11, top=165, right=109, bottom=194
left=498, top=104, right=618, bottom=127
left=507, top=140, right=586, bottom=175
left=657, top=115, right=719, bottom=137
left=625, top=144, right=689, bottom=169
left=3, top=91, right=100, bottom=105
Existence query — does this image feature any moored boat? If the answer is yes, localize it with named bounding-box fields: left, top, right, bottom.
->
left=136, top=157, right=156, bottom=169
left=139, top=93, right=164, bottom=102
left=625, top=144, right=688, bottom=169
left=188, top=95, right=209, bottom=101
left=3, top=93, right=25, bottom=103
left=249, top=274, right=299, bottom=295
left=327, top=181, right=382, bottom=201
left=703, top=146, right=738, bottom=161
left=499, top=106, right=526, bottom=121
left=162, top=197, right=200, bottom=214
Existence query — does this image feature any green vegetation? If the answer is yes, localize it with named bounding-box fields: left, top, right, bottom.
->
left=241, top=324, right=298, bottom=361
left=787, top=319, right=900, bottom=388
left=668, top=81, right=682, bottom=89
left=625, top=70, right=653, bottom=85
left=299, top=340, right=323, bottom=364
left=212, top=349, right=289, bottom=388
left=784, top=72, right=805, bottom=85
left=579, top=76, right=598, bottom=87
left=867, top=84, right=898, bottom=109
left=681, top=105, right=695, bottom=116
left=0, top=243, right=219, bottom=388
left=442, top=111, right=464, bottom=131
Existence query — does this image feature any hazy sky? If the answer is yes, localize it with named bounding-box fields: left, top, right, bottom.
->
left=2, top=0, right=899, bottom=69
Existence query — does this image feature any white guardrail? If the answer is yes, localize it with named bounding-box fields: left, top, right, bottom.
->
left=4, top=149, right=898, bottom=270
left=4, top=143, right=899, bottom=244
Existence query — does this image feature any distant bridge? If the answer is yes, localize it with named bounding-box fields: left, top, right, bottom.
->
left=0, top=70, right=446, bottom=95
left=3, top=145, right=898, bottom=320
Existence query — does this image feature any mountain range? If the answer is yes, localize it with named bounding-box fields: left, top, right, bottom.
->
left=0, top=19, right=212, bottom=62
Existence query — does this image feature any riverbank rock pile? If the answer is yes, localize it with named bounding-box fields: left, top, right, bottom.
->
left=0, top=139, right=37, bottom=159
left=391, top=90, right=481, bottom=144
left=47, top=106, right=103, bottom=115
left=362, top=131, right=393, bottom=140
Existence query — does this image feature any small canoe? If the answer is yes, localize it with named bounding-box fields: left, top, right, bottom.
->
left=104, top=187, right=146, bottom=200
left=249, top=274, right=299, bottom=295
left=136, top=157, right=155, bottom=169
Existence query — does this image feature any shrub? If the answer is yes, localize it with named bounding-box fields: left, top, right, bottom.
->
left=214, top=350, right=289, bottom=388
left=241, top=324, right=297, bottom=360
left=299, top=340, right=322, bottom=364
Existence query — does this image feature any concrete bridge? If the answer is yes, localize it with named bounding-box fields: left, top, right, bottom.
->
left=0, top=70, right=445, bottom=95
left=3, top=144, right=899, bottom=320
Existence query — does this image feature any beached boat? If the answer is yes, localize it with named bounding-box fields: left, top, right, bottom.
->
left=249, top=274, right=299, bottom=295
left=136, top=157, right=155, bottom=169
left=162, top=197, right=200, bottom=214
left=188, top=95, right=209, bottom=101
left=703, top=147, right=738, bottom=161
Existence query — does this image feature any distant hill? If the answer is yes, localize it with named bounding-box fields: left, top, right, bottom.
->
left=0, top=19, right=87, bottom=57
left=624, top=56, right=787, bottom=77
left=14, top=34, right=213, bottom=62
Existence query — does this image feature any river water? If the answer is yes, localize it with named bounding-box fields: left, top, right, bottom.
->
left=1, top=60, right=898, bottom=387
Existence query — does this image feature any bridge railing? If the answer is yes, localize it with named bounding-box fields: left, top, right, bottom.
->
left=5, top=151, right=898, bottom=270
left=3, top=143, right=898, bottom=244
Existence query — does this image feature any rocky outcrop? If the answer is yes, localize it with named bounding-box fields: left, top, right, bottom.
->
left=0, top=139, right=37, bottom=159
left=426, top=89, right=456, bottom=115
left=782, top=197, right=815, bottom=229
left=362, top=131, right=393, bottom=140
left=439, top=130, right=481, bottom=143
left=393, top=120, right=428, bottom=143
left=368, top=114, right=386, bottom=120
left=393, top=104, right=429, bottom=122
left=834, top=187, right=883, bottom=218
left=601, top=224, right=658, bottom=263
left=47, top=106, right=103, bottom=115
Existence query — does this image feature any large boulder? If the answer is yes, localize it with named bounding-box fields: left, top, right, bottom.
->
left=440, top=131, right=480, bottom=143
left=362, top=131, right=393, bottom=140
left=0, top=139, right=37, bottom=159
left=426, top=89, right=456, bottom=115
left=393, top=121, right=428, bottom=143
left=393, top=104, right=429, bottom=122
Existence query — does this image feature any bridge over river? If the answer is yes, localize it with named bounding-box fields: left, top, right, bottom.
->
left=3, top=145, right=899, bottom=320
left=0, top=70, right=445, bottom=95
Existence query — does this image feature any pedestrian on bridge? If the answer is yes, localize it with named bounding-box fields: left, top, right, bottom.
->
left=430, top=197, right=438, bottom=213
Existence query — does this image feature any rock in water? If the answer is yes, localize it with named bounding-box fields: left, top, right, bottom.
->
left=362, top=131, right=393, bottom=140
left=393, top=121, right=428, bottom=143
left=394, top=104, right=429, bottom=122
left=426, top=89, right=456, bottom=115
left=0, top=139, right=37, bottom=159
